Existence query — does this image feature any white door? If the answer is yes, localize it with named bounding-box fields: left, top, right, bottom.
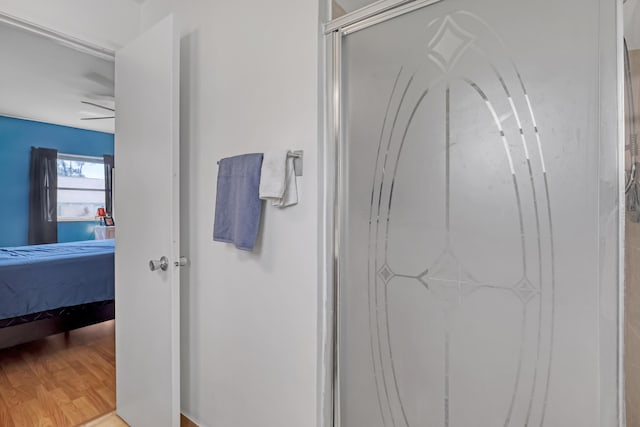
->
left=114, top=15, right=180, bottom=427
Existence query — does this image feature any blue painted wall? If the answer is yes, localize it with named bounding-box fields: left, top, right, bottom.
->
left=58, top=221, right=100, bottom=243
left=0, top=116, right=114, bottom=247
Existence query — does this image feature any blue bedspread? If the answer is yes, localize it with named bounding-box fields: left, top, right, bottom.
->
left=0, top=240, right=114, bottom=320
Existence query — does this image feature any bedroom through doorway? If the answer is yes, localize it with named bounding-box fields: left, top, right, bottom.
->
left=0, top=17, right=118, bottom=426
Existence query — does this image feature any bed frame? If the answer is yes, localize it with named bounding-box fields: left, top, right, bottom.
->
left=0, top=300, right=115, bottom=350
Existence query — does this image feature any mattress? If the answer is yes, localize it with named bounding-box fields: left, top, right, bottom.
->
left=0, top=239, right=115, bottom=320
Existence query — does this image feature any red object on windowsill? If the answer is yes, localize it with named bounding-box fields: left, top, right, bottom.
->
left=97, top=208, right=106, bottom=217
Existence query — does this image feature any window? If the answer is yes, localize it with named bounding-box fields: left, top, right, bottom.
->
left=57, top=154, right=105, bottom=221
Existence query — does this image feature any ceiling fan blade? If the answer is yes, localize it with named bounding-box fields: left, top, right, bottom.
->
left=81, top=116, right=115, bottom=120
left=81, top=100, right=115, bottom=112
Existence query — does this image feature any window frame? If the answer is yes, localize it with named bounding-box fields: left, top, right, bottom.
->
left=56, top=153, right=105, bottom=222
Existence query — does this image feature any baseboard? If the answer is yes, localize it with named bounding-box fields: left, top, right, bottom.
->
left=83, top=411, right=200, bottom=426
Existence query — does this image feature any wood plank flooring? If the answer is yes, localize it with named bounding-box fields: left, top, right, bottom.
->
left=81, top=412, right=127, bottom=427
left=82, top=412, right=127, bottom=427
left=0, top=320, right=116, bottom=426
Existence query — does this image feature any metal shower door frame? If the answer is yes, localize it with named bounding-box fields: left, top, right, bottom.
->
left=320, top=1, right=626, bottom=426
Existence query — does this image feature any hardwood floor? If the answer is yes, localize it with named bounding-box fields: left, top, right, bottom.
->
left=82, top=413, right=198, bottom=427
left=0, top=320, right=116, bottom=426
left=82, top=412, right=127, bottom=426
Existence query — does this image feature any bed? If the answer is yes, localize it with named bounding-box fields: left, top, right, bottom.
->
left=0, top=239, right=115, bottom=349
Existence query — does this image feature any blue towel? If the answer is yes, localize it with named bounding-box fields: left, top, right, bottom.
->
left=213, top=153, right=264, bottom=251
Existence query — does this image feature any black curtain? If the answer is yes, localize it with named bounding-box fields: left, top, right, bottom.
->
left=104, top=154, right=114, bottom=215
left=28, top=147, right=58, bottom=245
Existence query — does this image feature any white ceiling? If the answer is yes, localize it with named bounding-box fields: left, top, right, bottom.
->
left=0, top=20, right=115, bottom=133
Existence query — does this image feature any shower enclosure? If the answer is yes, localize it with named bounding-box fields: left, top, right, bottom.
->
left=624, top=12, right=640, bottom=426
left=324, top=0, right=623, bottom=426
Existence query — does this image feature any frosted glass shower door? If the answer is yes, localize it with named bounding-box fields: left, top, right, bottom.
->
left=336, top=1, right=621, bottom=427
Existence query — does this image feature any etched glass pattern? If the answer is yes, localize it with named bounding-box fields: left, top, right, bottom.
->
left=339, top=1, right=614, bottom=427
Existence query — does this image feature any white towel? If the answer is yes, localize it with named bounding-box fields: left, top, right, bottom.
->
left=259, top=150, right=298, bottom=208
left=274, top=156, right=298, bottom=208
left=259, top=150, right=287, bottom=199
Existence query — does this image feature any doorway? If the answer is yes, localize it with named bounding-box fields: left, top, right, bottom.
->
left=0, top=14, right=118, bottom=426
left=0, top=12, right=182, bottom=427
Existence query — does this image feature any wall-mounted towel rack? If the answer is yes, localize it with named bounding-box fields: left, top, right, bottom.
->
left=290, top=150, right=303, bottom=177
left=217, top=150, right=304, bottom=177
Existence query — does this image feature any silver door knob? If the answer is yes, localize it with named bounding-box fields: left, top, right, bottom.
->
left=149, top=256, right=169, bottom=272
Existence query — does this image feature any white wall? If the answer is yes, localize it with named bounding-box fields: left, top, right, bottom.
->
left=0, top=0, right=140, bottom=50
left=626, top=0, right=640, bottom=50
left=140, top=1, right=321, bottom=426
